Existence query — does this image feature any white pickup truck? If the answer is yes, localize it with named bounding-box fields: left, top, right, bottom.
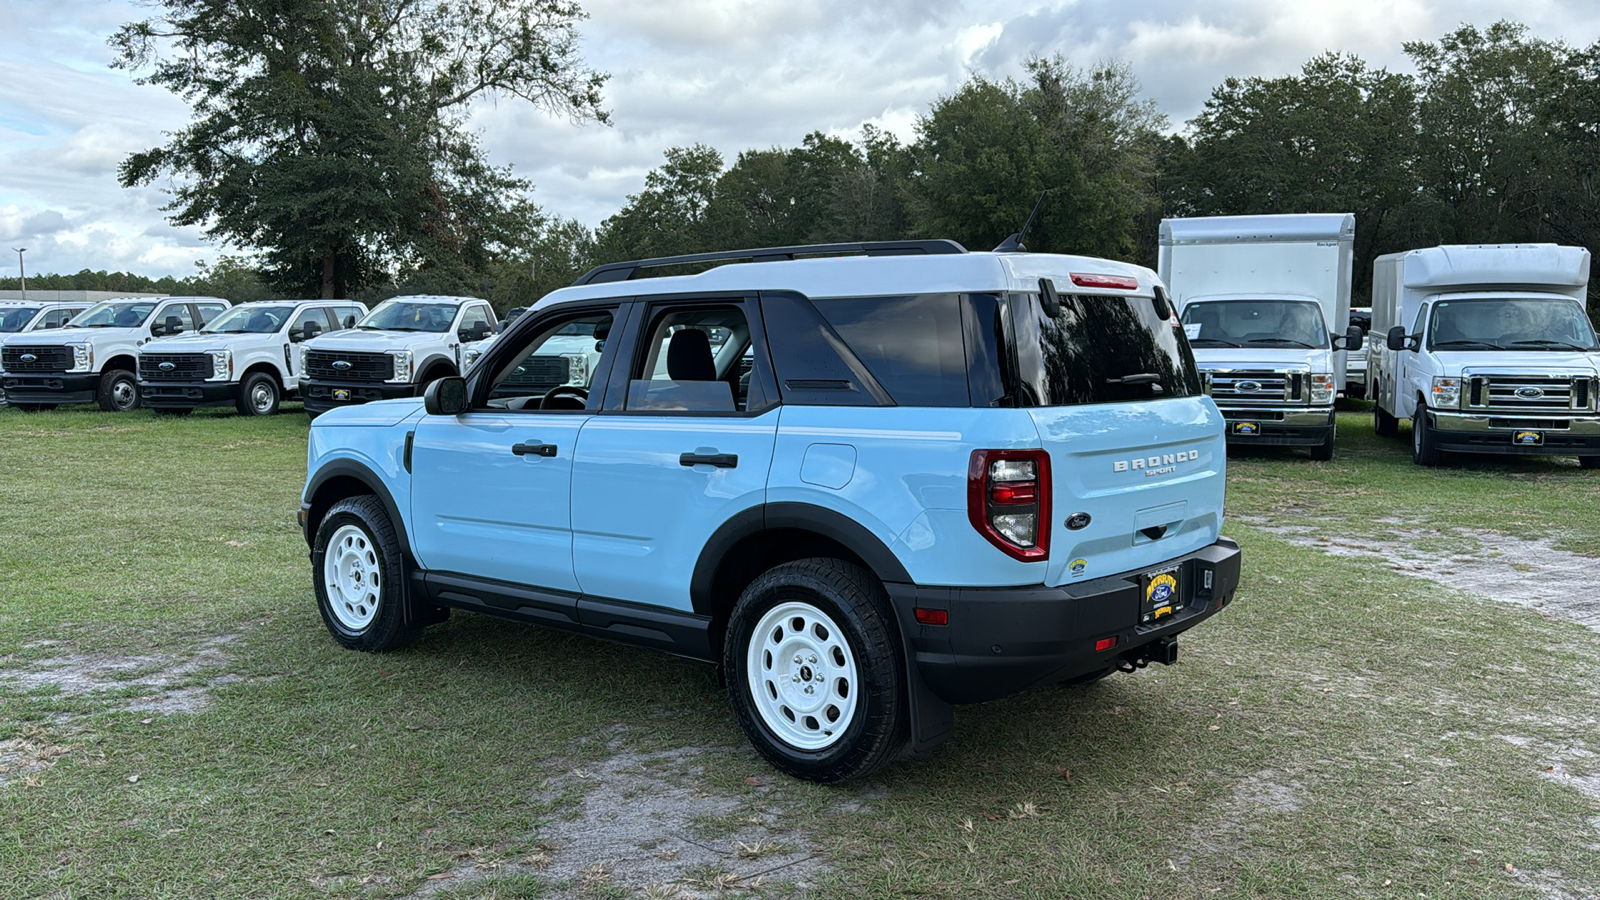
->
left=1160, top=213, right=1363, bottom=460
left=1371, top=244, right=1600, bottom=467
left=139, top=299, right=367, bottom=416
left=0, top=301, right=92, bottom=407
left=0, top=296, right=230, bottom=411
left=298, top=295, right=496, bottom=416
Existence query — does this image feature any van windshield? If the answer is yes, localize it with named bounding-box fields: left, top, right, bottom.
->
left=1015, top=292, right=1202, bottom=406
left=1180, top=299, right=1329, bottom=349
left=1428, top=298, right=1598, bottom=351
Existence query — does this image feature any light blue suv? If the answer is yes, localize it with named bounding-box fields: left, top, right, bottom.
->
left=299, top=240, right=1243, bottom=783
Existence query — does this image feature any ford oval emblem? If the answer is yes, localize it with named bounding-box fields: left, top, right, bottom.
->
left=1065, top=512, right=1092, bottom=530
left=158, top=361, right=176, bottom=371
left=1515, top=386, right=1545, bottom=400
left=333, top=360, right=353, bottom=370
left=1236, top=380, right=1262, bottom=393
left=19, top=353, right=36, bottom=363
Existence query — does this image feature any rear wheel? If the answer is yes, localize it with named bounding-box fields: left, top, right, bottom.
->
left=237, top=371, right=281, bottom=416
left=1579, top=456, right=1600, bottom=470
left=96, top=369, right=138, bottom=412
left=1412, top=402, right=1443, bottom=467
left=312, top=495, right=424, bottom=652
left=724, top=558, right=906, bottom=784
left=1374, top=402, right=1399, bottom=437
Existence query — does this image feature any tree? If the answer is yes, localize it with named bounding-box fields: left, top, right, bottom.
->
left=591, top=144, right=724, bottom=263
left=112, top=0, right=608, bottom=298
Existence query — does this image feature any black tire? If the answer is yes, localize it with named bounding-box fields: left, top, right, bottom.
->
left=96, top=369, right=139, bottom=412
left=1060, top=666, right=1117, bottom=686
left=311, top=495, right=424, bottom=652
left=724, top=558, right=907, bottom=784
left=1310, top=423, right=1335, bottom=461
left=1579, top=456, right=1600, bottom=470
left=1412, top=402, right=1443, bottom=467
left=1374, top=402, right=1399, bottom=437
left=237, top=371, right=281, bottom=416
left=152, top=407, right=193, bottom=417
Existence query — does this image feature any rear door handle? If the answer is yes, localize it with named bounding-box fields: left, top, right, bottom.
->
left=679, top=452, right=738, bottom=468
left=511, top=442, right=558, bottom=457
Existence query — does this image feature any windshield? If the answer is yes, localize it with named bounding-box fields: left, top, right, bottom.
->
left=203, top=305, right=298, bottom=334
left=0, top=307, right=42, bottom=333
left=359, top=301, right=458, bottom=333
left=1180, top=299, right=1329, bottom=349
left=68, top=301, right=160, bottom=329
left=1428, top=298, right=1598, bottom=351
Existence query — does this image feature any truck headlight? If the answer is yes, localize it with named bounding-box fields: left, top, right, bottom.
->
left=462, top=347, right=483, bottom=371
left=1430, top=376, right=1461, bottom=408
left=68, top=343, right=92, bottom=373
left=566, top=353, right=588, bottom=385
left=297, top=345, right=307, bottom=374
left=387, top=349, right=413, bottom=384
left=206, top=349, right=232, bottom=381
left=1310, top=374, right=1335, bottom=404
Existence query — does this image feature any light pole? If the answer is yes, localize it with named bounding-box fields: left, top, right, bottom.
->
left=12, top=248, right=24, bottom=300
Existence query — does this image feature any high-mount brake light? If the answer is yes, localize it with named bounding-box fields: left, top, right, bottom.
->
left=1070, top=273, right=1139, bottom=291
left=967, top=449, right=1051, bottom=561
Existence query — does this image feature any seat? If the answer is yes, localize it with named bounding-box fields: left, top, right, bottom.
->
left=115, top=309, right=142, bottom=327
left=248, top=312, right=276, bottom=331
left=666, top=329, right=716, bottom=381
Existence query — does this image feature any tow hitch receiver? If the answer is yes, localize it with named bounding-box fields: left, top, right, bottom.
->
left=1119, top=636, right=1179, bottom=672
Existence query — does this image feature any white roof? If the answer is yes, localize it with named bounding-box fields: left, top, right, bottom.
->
left=1160, top=213, right=1355, bottom=245
left=1379, top=244, right=1590, bottom=289
left=536, top=251, right=1160, bottom=311
left=382, top=294, right=488, bottom=304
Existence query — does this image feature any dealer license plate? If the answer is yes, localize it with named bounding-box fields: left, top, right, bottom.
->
left=1140, top=564, right=1182, bottom=625
left=1513, top=430, right=1544, bottom=446
left=1230, top=422, right=1262, bottom=436
left=333, top=389, right=352, bottom=402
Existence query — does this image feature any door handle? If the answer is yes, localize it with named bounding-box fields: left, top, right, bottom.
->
left=679, top=452, right=738, bottom=468
left=511, top=442, right=558, bottom=458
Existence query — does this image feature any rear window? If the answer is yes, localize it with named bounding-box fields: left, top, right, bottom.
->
left=1012, top=291, right=1201, bottom=406
left=812, top=295, right=969, bottom=407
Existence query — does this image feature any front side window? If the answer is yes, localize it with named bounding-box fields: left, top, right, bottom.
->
left=69, top=301, right=160, bottom=328
left=196, top=303, right=228, bottom=325
left=359, top=300, right=460, bottom=333
left=482, top=309, right=615, bottom=411
left=1428, top=298, right=1598, bottom=351
left=289, top=308, right=330, bottom=341
left=1180, top=299, right=1329, bottom=349
left=152, top=304, right=197, bottom=335
left=204, top=305, right=297, bottom=334
left=0, top=307, right=41, bottom=333
left=626, top=306, right=752, bottom=412
left=1016, top=291, right=1201, bottom=406
left=40, top=307, right=85, bottom=329
left=458, top=305, right=494, bottom=341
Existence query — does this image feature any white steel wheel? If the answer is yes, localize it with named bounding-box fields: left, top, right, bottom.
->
left=324, top=524, right=382, bottom=631
left=745, top=600, right=860, bottom=751
left=249, top=380, right=275, bottom=413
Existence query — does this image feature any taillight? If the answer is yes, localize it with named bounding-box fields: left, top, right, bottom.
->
left=968, top=449, right=1051, bottom=561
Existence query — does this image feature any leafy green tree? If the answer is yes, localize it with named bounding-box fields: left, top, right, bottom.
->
left=112, top=0, right=608, bottom=298
left=591, top=144, right=724, bottom=262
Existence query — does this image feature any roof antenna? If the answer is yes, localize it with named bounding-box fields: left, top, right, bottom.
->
left=993, top=190, right=1048, bottom=253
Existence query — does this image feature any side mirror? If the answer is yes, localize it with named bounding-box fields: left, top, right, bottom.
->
left=301, top=320, right=322, bottom=342
left=1386, top=326, right=1411, bottom=352
left=1335, top=325, right=1363, bottom=351
left=468, top=321, right=491, bottom=341
left=423, top=376, right=469, bottom=416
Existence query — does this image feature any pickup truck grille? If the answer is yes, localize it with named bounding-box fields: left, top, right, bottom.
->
left=1465, top=374, right=1594, bottom=413
left=500, top=355, right=571, bottom=391
left=139, top=353, right=213, bottom=380
left=2, top=345, right=71, bottom=373
left=1204, top=370, right=1304, bottom=404
left=305, top=350, right=392, bottom=381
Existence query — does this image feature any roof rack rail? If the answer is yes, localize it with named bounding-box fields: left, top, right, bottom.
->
left=573, top=239, right=969, bottom=286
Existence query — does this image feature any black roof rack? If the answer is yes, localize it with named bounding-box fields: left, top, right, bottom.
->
left=573, top=239, right=969, bottom=286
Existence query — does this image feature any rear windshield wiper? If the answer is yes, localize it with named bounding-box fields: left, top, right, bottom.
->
left=1106, top=373, right=1161, bottom=385
left=1510, top=339, right=1590, bottom=351
left=1188, top=337, right=1241, bottom=347
left=1431, top=339, right=1505, bottom=350
left=1246, top=338, right=1317, bottom=348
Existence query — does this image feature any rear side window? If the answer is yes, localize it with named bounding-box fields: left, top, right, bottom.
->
left=812, top=295, right=969, bottom=407
left=1012, top=292, right=1201, bottom=406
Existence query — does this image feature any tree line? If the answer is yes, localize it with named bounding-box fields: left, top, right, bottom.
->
left=12, top=12, right=1596, bottom=311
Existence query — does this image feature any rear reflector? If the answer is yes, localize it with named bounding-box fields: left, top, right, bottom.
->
left=913, top=608, right=948, bottom=626
left=1070, top=272, right=1139, bottom=290
left=1095, top=636, right=1119, bottom=652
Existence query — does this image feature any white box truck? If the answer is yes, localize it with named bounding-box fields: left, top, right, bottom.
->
left=1159, top=214, right=1362, bottom=460
left=1370, top=244, right=1600, bottom=467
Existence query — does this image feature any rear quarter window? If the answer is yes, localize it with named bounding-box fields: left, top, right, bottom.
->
left=1012, top=291, right=1201, bottom=406
left=812, top=295, right=969, bottom=407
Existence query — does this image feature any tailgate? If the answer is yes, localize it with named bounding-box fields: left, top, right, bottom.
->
left=1029, top=397, right=1227, bottom=586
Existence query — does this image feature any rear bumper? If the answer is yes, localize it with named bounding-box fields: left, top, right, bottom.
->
left=302, top=379, right=416, bottom=413
left=887, top=537, right=1242, bottom=705
left=140, top=380, right=237, bottom=408
left=1430, top=411, right=1600, bottom=456
left=0, top=372, right=98, bottom=405
left=1219, top=406, right=1334, bottom=446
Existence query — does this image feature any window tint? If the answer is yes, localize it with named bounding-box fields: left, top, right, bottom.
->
left=1013, top=292, right=1200, bottom=407
left=481, top=309, right=614, bottom=412
left=812, top=295, right=970, bottom=407
left=626, top=306, right=751, bottom=413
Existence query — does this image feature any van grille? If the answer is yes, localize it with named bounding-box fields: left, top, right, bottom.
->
left=1465, top=374, right=1595, bottom=413
left=1204, top=370, right=1303, bottom=404
left=139, top=353, right=213, bottom=380
left=305, top=350, right=392, bottom=381
left=2, top=346, right=71, bottom=372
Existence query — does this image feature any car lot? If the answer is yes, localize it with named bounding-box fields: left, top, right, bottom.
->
left=1, top=403, right=1598, bottom=898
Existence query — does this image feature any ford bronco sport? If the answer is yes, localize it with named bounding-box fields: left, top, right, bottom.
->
left=299, top=241, right=1242, bottom=783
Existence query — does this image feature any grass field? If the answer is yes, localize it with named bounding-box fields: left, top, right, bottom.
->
left=1, top=402, right=1597, bottom=899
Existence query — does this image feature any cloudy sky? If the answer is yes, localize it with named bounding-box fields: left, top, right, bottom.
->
left=2, top=0, right=1598, bottom=279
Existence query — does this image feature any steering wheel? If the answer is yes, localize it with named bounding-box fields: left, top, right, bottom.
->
left=541, top=385, right=589, bottom=410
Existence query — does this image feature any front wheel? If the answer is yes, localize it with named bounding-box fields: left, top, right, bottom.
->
left=96, top=369, right=139, bottom=412
left=237, top=372, right=281, bottom=416
left=312, top=495, right=423, bottom=652
left=1310, top=424, right=1335, bottom=461
left=1412, top=405, right=1443, bottom=467
left=724, top=559, right=906, bottom=784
